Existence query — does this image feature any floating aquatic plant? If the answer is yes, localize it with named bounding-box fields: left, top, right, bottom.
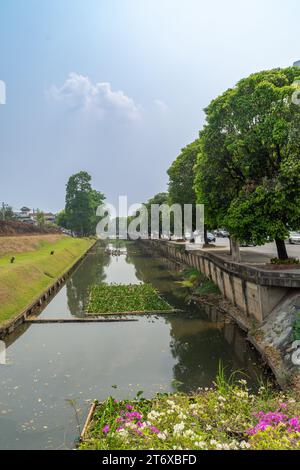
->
left=86, top=283, right=172, bottom=314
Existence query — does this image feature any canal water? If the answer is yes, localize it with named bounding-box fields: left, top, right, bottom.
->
left=0, top=242, right=264, bottom=450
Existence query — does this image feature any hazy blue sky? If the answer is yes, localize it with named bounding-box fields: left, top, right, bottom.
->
left=0, top=0, right=299, bottom=212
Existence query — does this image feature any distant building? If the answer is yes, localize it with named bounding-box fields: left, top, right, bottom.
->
left=13, top=206, right=56, bottom=225
left=20, top=206, right=31, bottom=216
left=15, top=207, right=34, bottom=223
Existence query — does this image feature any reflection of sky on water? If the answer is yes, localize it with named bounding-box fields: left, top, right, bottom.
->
left=103, top=255, right=140, bottom=284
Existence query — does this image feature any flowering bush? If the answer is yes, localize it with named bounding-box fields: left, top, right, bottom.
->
left=247, top=406, right=300, bottom=450
left=79, top=382, right=300, bottom=450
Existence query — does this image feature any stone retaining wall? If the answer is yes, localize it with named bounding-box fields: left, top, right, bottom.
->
left=143, top=240, right=300, bottom=324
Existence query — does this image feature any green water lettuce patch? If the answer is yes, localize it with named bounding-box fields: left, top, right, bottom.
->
left=86, top=283, right=173, bottom=314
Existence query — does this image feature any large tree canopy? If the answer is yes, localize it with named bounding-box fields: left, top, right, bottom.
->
left=194, top=67, right=300, bottom=259
left=167, top=140, right=200, bottom=232
left=65, top=171, right=105, bottom=236
left=167, top=140, right=200, bottom=206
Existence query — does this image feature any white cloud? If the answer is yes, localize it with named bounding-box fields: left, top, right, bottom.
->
left=154, top=99, right=169, bottom=113
left=48, top=73, right=141, bottom=121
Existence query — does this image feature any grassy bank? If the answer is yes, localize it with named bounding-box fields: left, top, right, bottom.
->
left=80, top=379, right=300, bottom=451
left=0, top=235, right=95, bottom=325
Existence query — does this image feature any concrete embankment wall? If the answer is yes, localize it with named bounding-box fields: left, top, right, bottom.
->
left=143, top=240, right=300, bottom=325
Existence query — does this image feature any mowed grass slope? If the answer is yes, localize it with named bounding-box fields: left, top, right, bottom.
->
left=0, top=235, right=95, bottom=325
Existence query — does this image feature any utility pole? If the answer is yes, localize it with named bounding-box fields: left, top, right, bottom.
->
left=1, top=202, right=5, bottom=221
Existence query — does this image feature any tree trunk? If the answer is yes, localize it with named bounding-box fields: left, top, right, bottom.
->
left=204, top=226, right=208, bottom=244
left=275, top=238, right=288, bottom=260
left=231, top=237, right=241, bottom=263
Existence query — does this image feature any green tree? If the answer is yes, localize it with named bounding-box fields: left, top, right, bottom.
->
left=194, top=67, right=300, bottom=259
left=56, top=209, right=68, bottom=228
left=1, top=203, right=15, bottom=221
left=168, top=140, right=200, bottom=207
left=65, top=171, right=105, bottom=236
left=144, top=192, right=169, bottom=236
left=36, top=210, right=45, bottom=227
left=168, top=140, right=200, bottom=231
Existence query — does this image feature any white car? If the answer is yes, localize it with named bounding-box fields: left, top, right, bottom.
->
left=289, top=232, right=300, bottom=244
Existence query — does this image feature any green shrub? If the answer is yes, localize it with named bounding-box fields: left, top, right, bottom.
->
left=271, top=257, right=299, bottom=265
left=195, top=280, right=220, bottom=296
left=293, top=310, right=300, bottom=341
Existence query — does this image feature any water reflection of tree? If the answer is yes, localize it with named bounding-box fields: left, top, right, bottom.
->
left=66, top=245, right=110, bottom=317
left=169, top=316, right=263, bottom=392
left=126, top=244, right=188, bottom=308
left=128, top=242, right=263, bottom=391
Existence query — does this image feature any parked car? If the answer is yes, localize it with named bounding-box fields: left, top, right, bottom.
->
left=219, top=229, right=229, bottom=238
left=207, top=232, right=216, bottom=243
left=240, top=241, right=257, bottom=247
left=289, top=231, right=300, bottom=244
left=214, top=228, right=229, bottom=238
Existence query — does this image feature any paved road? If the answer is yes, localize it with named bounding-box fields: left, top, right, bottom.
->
left=211, top=238, right=300, bottom=263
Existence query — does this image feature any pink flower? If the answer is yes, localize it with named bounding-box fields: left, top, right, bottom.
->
left=125, top=411, right=143, bottom=420
left=248, top=410, right=300, bottom=435
left=102, top=425, right=110, bottom=434
left=126, top=404, right=133, bottom=411
left=150, top=426, right=160, bottom=434
left=289, top=417, right=299, bottom=428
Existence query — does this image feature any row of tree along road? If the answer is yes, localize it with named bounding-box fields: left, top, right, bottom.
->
left=163, top=66, right=300, bottom=261
left=56, top=67, right=300, bottom=261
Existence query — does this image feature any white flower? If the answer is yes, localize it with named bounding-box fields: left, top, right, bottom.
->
left=222, top=444, right=231, bottom=450
left=218, top=395, right=226, bottom=402
left=173, top=422, right=185, bottom=436
left=167, top=400, right=175, bottom=407
left=183, top=429, right=196, bottom=439
left=239, top=379, right=247, bottom=386
left=117, top=429, right=128, bottom=440
left=158, top=432, right=167, bottom=440
left=147, top=410, right=161, bottom=421
left=195, top=441, right=206, bottom=448
left=189, top=404, right=198, bottom=410
left=239, top=441, right=251, bottom=449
